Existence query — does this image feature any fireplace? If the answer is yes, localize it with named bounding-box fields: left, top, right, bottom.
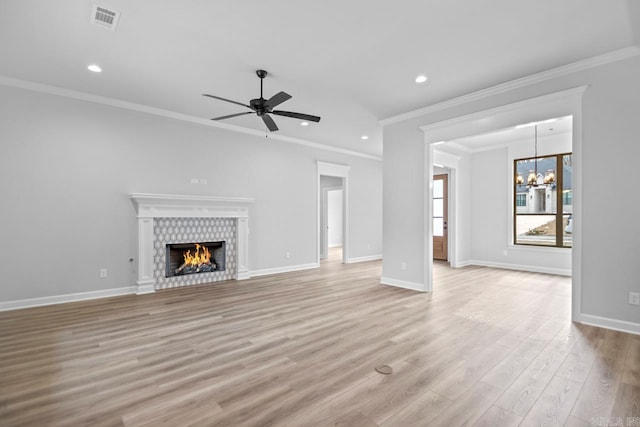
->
left=130, top=193, right=254, bottom=294
left=166, top=241, right=226, bottom=277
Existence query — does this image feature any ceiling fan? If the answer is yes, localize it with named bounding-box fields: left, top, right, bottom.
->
left=202, top=70, right=321, bottom=132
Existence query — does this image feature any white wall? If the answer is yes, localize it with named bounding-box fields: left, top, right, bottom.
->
left=327, top=189, right=343, bottom=247
left=0, top=85, right=383, bottom=304
left=382, top=53, right=640, bottom=330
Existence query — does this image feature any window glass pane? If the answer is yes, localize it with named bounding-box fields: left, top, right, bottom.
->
left=434, top=199, right=443, bottom=217
left=514, top=214, right=557, bottom=246
left=433, top=218, right=443, bottom=237
left=433, top=179, right=443, bottom=198
left=514, top=156, right=557, bottom=214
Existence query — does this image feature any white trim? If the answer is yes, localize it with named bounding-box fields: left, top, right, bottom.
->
left=250, top=262, right=319, bottom=277
left=419, top=86, right=588, bottom=139
left=578, top=314, right=640, bottom=336
left=381, top=46, right=640, bottom=126
left=453, top=260, right=473, bottom=268
left=465, top=260, right=571, bottom=276
left=0, top=75, right=381, bottom=162
left=135, top=282, right=156, bottom=295
left=328, top=243, right=343, bottom=248
left=0, top=286, right=137, bottom=312
left=130, top=193, right=254, bottom=219
left=346, top=254, right=382, bottom=263
left=380, top=277, right=427, bottom=292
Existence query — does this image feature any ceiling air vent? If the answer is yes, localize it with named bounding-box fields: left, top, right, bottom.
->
left=91, top=5, right=120, bottom=30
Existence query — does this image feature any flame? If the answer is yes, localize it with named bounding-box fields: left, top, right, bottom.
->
left=183, top=244, right=211, bottom=267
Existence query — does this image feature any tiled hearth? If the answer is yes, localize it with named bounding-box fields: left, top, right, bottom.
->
left=131, top=194, right=254, bottom=294
left=153, top=217, right=236, bottom=289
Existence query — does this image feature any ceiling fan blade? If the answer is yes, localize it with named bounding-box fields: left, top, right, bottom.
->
left=262, top=114, right=279, bottom=132
left=211, top=111, right=254, bottom=121
left=272, top=110, right=321, bottom=123
left=265, top=91, right=292, bottom=109
left=202, top=94, right=252, bottom=109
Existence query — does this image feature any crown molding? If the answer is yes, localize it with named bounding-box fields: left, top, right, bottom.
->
left=0, top=75, right=382, bottom=162
left=419, top=86, right=587, bottom=134
left=381, top=45, right=640, bottom=126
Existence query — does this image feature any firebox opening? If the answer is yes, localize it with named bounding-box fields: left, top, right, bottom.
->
left=165, top=241, right=226, bottom=278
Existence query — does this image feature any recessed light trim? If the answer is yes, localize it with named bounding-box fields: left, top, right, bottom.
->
left=415, top=74, right=428, bottom=84
left=300, top=121, right=309, bottom=126
left=361, top=135, right=369, bottom=140
left=87, top=64, right=102, bottom=73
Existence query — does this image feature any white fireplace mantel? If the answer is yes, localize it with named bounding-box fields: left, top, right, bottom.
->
left=130, top=193, right=255, bottom=294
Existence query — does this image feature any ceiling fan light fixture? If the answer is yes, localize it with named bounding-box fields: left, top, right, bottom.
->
left=203, top=69, right=321, bottom=132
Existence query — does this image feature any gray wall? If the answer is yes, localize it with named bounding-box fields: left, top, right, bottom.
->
left=383, top=54, right=640, bottom=327
left=0, top=85, right=382, bottom=303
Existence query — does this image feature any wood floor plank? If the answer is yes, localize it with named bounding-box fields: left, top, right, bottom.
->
left=472, top=405, right=522, bottom=427
left=519, top=375, right=583, bottom=427
left=0, top=249, right=636, bottom=426
left=570, top=329, right=631, bottom=423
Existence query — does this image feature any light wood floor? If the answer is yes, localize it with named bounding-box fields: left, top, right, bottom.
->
left=1, top=251, right=638, bottom=426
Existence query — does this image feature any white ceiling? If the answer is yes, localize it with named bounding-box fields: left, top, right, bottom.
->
left=444, top=115, right=573, bottom=152
left=0, top=1, right=637, bottom=157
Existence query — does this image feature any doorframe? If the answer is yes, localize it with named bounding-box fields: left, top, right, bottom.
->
left=317, top=161, right=350, bottom=264
left=420, top=86, right=586, bottom=321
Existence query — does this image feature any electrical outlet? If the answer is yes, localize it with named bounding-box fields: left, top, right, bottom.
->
left=190, top=178, right=199, bottom=184
left=286, top=251, right=291, bottom=259
left=503, top=250, right=508, bottom=256
left=99, top=268, right=107, bottom=279
left=629, top=292, right=640, bottom=306
left=400, top=262, right=407, bottom=271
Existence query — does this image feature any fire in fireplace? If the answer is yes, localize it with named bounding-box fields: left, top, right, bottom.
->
left=165, top=241, right=226, bottom=277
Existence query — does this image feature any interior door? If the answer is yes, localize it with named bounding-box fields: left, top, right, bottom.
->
left=433, top=174, right=448, bottom=261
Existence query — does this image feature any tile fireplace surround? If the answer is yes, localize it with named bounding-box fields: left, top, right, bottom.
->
left=130, top=193, right=254, bottom=294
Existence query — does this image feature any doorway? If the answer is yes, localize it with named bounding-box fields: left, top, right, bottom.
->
left=433, top=174, right=448, bottom=261
left=320, top=181, right=344, bottom=260
left=317, top=161, right=350, bottom=265
left=421, top=86, right=583, bottom=321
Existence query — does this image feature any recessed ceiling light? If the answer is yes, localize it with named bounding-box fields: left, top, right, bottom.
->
left=300, top=121, right=309, bottom=126
left=361, top=135, right=369, bottom=140
left=87, top=64, right=102, bottom=73
left=415, top=74, right=428, bottom=84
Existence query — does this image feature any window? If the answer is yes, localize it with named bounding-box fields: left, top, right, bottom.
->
left=514, top=153, right=572, bottom=247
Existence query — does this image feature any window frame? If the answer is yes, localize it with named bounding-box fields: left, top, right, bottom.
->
left=513, top=152, right=572, bottom=248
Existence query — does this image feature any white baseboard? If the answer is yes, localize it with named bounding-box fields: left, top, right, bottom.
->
left=0, top=286, right=138, bottom=312
left=250, top=262, right=319, bottom=278
left=136, top=283, right=156, bottom=295
left=464, top=259, right=571, bottom=276
left=346, top=254, right=382, bottom=264
left=578, top=313, right=640, bottom=336
left=380, top=277, right=427, bottom=292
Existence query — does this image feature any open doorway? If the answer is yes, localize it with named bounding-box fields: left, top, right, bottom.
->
left=320, top=177, right=344, bottom=261
left=422, top=86, right=583, bottom=320
left=317, top=161, right=350, bottom=265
